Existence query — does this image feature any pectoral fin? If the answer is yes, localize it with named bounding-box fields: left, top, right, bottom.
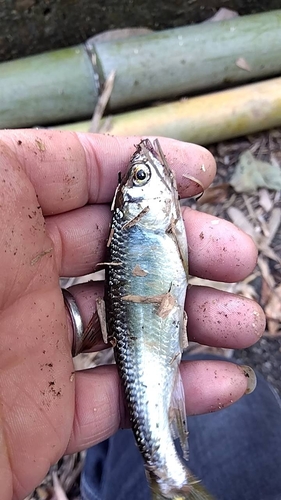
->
left=95, top=297, right=109, bottom=344
left=166, top=217, right=189, bottom=281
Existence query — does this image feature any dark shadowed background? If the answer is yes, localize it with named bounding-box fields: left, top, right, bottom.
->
left=0, top=0, right=278, bottom=61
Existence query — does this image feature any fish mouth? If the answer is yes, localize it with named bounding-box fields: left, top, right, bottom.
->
left=135, top=138, right=155, bottom=153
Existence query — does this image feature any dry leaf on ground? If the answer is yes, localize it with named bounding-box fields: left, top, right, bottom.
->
left=230, top=150, right=281, bottom=192
left=196, top=183, right=229, bottom=205
left=259, top=188, right=274, bottom=212
left=235, top=57, right=251, bottom=71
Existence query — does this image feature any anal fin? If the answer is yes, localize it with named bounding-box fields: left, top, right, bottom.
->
left=169, top=370, right=189, bottom=460
left=181, top=310, right=189, bottom=351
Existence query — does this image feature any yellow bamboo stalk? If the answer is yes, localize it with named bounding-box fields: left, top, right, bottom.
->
left=56, top=77, right=281, bottom=145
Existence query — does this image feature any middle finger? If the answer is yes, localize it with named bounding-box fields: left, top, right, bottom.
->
left=47, top=206, right=257, bottom=281
left=66, top=281, right=264, bottom=353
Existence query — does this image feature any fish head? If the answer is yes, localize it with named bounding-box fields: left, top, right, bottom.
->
left=115, top=139, right=181, bottom=231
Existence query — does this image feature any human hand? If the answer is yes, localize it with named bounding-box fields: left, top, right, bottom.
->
left=0, top=130, right=265, bottom=499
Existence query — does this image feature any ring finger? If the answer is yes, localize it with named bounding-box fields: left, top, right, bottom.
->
left=64, top=281, right=265, bottom=354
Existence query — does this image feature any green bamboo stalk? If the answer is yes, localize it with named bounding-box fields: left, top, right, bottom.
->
left=56, top=77, right=281, bottom=145
left=0, top=46, right=98, bottom=128
left=91, top=10, right=281, bottom=109
left=2, top=10, right=281, bottom=128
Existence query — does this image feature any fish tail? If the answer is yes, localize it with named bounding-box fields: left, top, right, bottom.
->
left=150, top=470, right=216, bottom=500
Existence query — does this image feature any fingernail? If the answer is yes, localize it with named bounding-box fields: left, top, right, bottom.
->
left=239, top=365, right=257, bottom=395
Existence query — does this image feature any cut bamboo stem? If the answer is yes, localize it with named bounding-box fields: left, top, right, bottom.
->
left=92, top=10, right=281, bottom=109
left=55, top=77, right=281, bottom=145
left=0, top=46, right=98, bottom=128
left=2, top=10, right=281, bottom=128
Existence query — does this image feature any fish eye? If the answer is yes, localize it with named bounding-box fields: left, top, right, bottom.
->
left=132, top=165, right=151, bottom=186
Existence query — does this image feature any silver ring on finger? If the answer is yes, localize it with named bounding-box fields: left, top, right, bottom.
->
left=62, top=288, right=84, bottom=357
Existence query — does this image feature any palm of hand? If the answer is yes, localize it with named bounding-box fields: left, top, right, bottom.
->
left=0, top=148, right=74, bottom=498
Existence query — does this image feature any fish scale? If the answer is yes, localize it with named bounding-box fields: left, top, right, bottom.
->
left=108, top=221, right=181, bottom=460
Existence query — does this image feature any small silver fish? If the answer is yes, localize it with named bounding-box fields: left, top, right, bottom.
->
left=105, top=139, right=214, bottom=500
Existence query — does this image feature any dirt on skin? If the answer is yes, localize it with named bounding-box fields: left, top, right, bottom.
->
left=25, top=128, right=281, bottom=500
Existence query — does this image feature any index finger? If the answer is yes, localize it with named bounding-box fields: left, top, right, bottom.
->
left=0, top=130, right=216, bottom=215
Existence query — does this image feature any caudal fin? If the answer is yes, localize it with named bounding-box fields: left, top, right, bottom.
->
left=150, top=471, right=216, bottom=500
